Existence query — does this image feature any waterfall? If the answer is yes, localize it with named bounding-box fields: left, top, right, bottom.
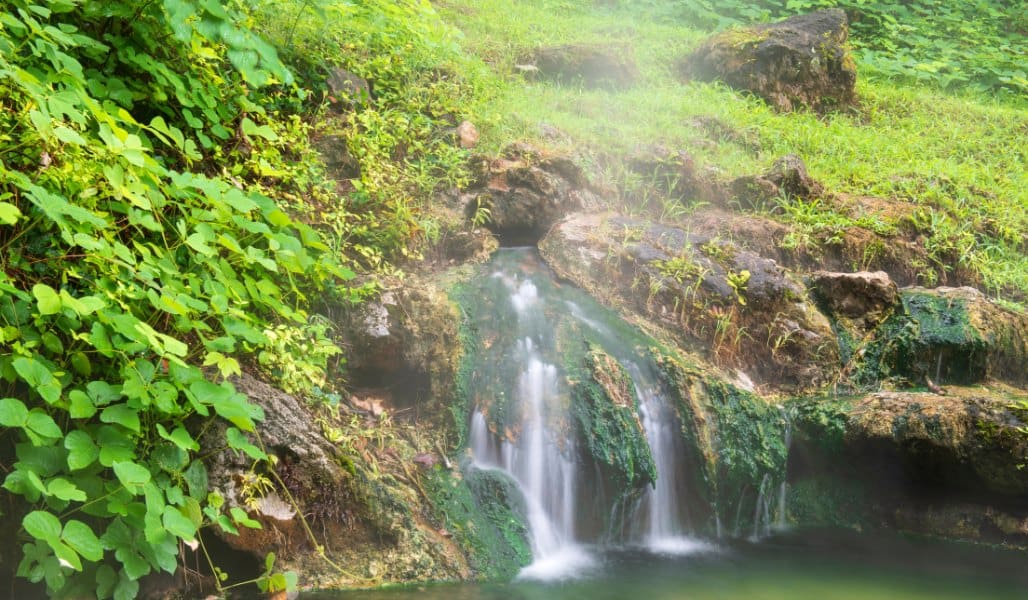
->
left=465, top=249, right=717, bottom=579
left=469, top=267, right=593, bottom=581
left=630, top=365, right=710, bottom=555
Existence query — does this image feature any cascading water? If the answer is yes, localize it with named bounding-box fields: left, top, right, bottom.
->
left=566, top=299, right=709, bottom=553
left=468, top=263, right=593, bottom=580
left=630, top=365, right=709, bottom=555
left=464, top=249, right=713, bottom=579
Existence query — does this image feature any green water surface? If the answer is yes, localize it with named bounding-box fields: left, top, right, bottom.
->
left=303, top=530, right=1027, bottom=600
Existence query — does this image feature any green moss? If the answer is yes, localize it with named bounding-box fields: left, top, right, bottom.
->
left=790, top=396, right=856, bottom=458
left=449, top=281, right=478, bottom=450
left=567, top=342, right=656, bottom=491
left=650, top=347, right=787, bottom=533
left=424, top=466, right=531, bottom=580
left=714, top=27, right=771, bottom=50
left=702, top=378, right=789, bottom=508
left=448, top=272, right=528, bottom=436
left=850, top=291, right=986, bottom=389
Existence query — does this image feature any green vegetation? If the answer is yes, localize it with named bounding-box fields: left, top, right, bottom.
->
left=652, top=0, right=1027, bottom=97
left=437, top=0, right=1027, bottom=300
left=567, top=343, right=656, bottom=492
left=0, top=0, right=1025, bottom=595
left=424, top=467, right=531, bottom=579
left=0, top=0, right=475, bottom=596
left=848, top=291, right=985, bottom=389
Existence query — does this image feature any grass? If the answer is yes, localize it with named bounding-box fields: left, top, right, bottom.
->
left=436, top=0, right=1027, bottom=301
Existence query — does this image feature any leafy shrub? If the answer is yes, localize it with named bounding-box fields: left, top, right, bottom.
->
left=0, top=0, right=375, bottom=596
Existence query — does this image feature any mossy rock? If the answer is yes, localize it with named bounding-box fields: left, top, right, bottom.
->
left=651, top=347, right=788, bottom=534
left=787, top=388, right=1028, bottom=547
left=681, top=9, right=857, bottom=112
left=540, top=211, right=839, bottom=393
left=424, top=466, right=531, bottom=580
left=567, top=343, right=656, bottom=492
left=848, top=287, right=1027, bottom=389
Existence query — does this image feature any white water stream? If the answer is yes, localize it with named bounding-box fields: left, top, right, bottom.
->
left=631, top=366, right=711, bottom=555
left=470, top=275, right=593, bottom=580
left=469, top=256, right=715, bottom=580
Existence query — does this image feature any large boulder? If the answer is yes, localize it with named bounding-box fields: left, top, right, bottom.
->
left=336, top=281, right=462, bottom=423
left=528, top=43, right=639, bottom=88
left=682, top=9, right=857, bottom=112
left=464, top=144, right=598, bottom=244
left=789, top=388, right=1028, bottom=547
left=844, top=286, right=1028, bottom=389
left=539, top=212, right=839, bottom=391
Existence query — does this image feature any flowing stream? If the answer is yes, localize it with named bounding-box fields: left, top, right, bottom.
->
left=466, top=249, right=708, bottom=579
left=468, top=261, right=594, bottom=579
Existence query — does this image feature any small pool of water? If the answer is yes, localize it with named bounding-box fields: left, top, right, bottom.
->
left=302, top=530, right=1028, bottom=600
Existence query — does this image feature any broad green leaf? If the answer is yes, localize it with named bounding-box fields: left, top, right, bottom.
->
left=151, top=443, right=188, bottom=473
left=65, top=430, right=99, bottom=470
left=0, top=202, right=21, bottom=224
left=12, top=357, right=62, bottom=404
left=96, top=565, right=118, bottom=598
left=68, top=390, right=96, bottom=419
left=230, top=506, right=261, bottom=529
left=0, top=397, right=29, bottom=427
left=60, top=290, right=103, bottom=316
left=183, top=461, right=208, bottom=500
left=112, top=461, right=150, bottom=493
left=162, top=505, right=198, bottom=540
left=62, top=520, right=103, bottom=562
left=156, top=424, right=199, bottom=451
left=23, top=510, right=62, bottom=543
left=226, top=427, right=266, bottom=461
left=100, top=404, right=141, bottom=433
left=114, top=571, right=140, bottom=600
left=69, top=352, right=91, bottom=377
left=87, top=381, right=121, bottom=406
left=32, top=284, right=62, bottom=315
left=47, top=477, right=87, bottom=502
left=53, top=126, right=86, bottom=146
left=97, top=428, right=135, bottom=466
left=26, top=410, right=63, bottom=439
left=52, top=539, right=83, bottom=571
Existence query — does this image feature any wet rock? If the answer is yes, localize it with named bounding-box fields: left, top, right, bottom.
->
left=810, top=270, right=898, bottom=329
left=789, top=389, right=1028, bottom=547
left=731, top=154, right=825, bottom=210
left=682, top=9, right=857, bottom=112
left=845, top=286, right=1028, bottom=389
left=529, top=43, right=639, bottom=89
left=539, top=212, right=838, bottom=391
left=846, top=391, right=1028, bottom=495
left=568, top=345, right=655, bottom=493
left=464, top=144, right=598, bottom=244
left=337, top=281, right=461, bottom=422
